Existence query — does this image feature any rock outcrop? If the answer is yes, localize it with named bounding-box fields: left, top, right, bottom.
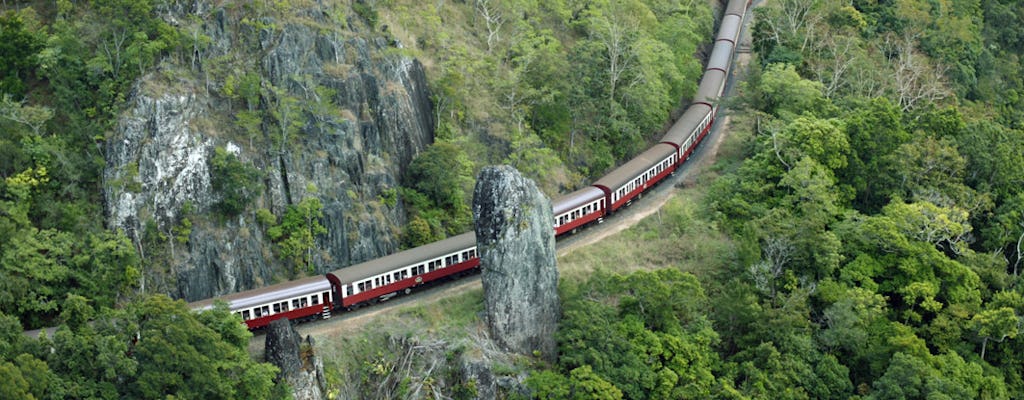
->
left=472, top=165, right=560, bottom=361
left=265, top=318, right=327, bottom=400
left=103, top=1, right=433, bottom=300
left=458, top=339, right=530, bottom=399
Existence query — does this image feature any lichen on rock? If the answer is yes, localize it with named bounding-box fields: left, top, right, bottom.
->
left=265, top=318, right=328, bottom=400
left=472, top=165, right=560, bottom=362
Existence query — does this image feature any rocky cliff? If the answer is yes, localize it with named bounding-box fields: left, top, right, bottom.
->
left=265, top=318, right=327, bottom=400
left=103, top=1, right=432, bottom=300
left=472, top=165, right=560, bottom=361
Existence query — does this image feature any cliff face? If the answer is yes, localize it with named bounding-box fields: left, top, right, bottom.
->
left=103, top=2, right=432, bottom=300
left=472, top=165, right=560, bottom=361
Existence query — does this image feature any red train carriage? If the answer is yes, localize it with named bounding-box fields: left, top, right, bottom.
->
left=661, top=104, right=714, bottom=161
left=593, top=143, right=679, bottom=213
left=326, top=232, right=478, bottom=309
left=553, top=186, right=607, bottom=236
left=189, top=275, right=334, bottom=329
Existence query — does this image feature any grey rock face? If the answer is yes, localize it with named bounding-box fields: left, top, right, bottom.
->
left=104, top=2, right=433, bottom=300
left=265, top=319, right=327, bottom=400
left=459, top=350, right=529, bottom=399
left=472, top=165, right=560, bottom=361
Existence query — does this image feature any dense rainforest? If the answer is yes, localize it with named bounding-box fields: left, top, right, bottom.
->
left=522, top=0, right=1024, bottom=398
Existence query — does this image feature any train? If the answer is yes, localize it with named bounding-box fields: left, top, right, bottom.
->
left=189, top=0, right=750, bottom=330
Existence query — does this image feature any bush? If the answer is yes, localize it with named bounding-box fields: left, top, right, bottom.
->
left=352, top=1, right=378, bottom=28
left=209, top=147, right=262, bottom=217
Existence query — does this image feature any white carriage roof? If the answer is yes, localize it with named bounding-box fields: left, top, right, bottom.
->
left=188, top=275, right=332, bottom=312
left=552, top=186, right=606, bottom=215
left=661, top=105, right=713, bottom=146
left=593, top=143, right=677, bottom=191
left=717, top=15, right=743, bottom=44
left=328, top=232, right=477, bottom=284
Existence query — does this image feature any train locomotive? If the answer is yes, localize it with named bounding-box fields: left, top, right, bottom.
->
left=189, top=0, right=750, bottom=330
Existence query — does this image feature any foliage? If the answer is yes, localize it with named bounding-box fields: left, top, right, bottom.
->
left=545, top=269, right=719, bottom=399
left=698, top=0, right=1024, bottom=396
left=400, top=142, right=473, bottom=247
left=0, top=10, right=44, bottom=97
left=381, top=0, right=710, bottom=187
left=210, top=147, right=263, bottom=217
left=352, top=1, right=379, bottom=29
left=0, top=296, right=278, bottom=399
left=264, top=197, right=328, bottom=273
left=516, top=0, right=1024, bottom=394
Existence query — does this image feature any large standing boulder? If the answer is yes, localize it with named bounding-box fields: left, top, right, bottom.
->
left=265, top=319, right=327, bottom=400
left=472, top=165, right=559, bottom=361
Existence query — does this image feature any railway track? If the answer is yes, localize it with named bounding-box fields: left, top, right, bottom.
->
left=246, top=1, right=760, bottom=350
left=252, top=78, right=746, bottom=352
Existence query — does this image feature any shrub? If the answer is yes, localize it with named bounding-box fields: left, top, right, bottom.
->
left=209, top=147, right=262, bottom=217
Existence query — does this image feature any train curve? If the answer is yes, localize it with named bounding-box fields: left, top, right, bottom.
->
left=189, top=0, right=754, bottom=330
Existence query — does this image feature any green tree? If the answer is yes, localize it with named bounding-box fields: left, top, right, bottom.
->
left=839, top=97, right=909, bottom=212
left=210, top=147, right=263, bottom=217
left=869, top=351, right=1006, bottom=400
left=971, top=307, right=1020, bottom=361
left=0, top=10, right=44, bottom=97
left=0, top=360, right=34, bottom=400
left=402, top=142, right=473, bottom=238
left=266, top=197, right=327, bottom=272
left=557, top=269, right=719, bottom=399
left=757, top=63, right=829, bottom=119
left=128, top=295, right=277, bottom=399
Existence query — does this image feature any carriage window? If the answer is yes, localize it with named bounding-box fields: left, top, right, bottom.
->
left=311, top=294, right=320, bottom=305
left=299, top=298, right=308, bottom=308
left=253, top=307, right=262, bottom=317
left=261, top=306, right=270, bottom=316
left=273, top=303, right=281, bottom=313
left=242, top=310, right=251, bottom=320
left=281, top=302, right=290, bottom=312
left=345, top=285, right=353, bottom=297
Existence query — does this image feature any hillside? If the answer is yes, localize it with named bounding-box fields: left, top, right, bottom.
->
left=1, top=0, right=715, bottom=322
